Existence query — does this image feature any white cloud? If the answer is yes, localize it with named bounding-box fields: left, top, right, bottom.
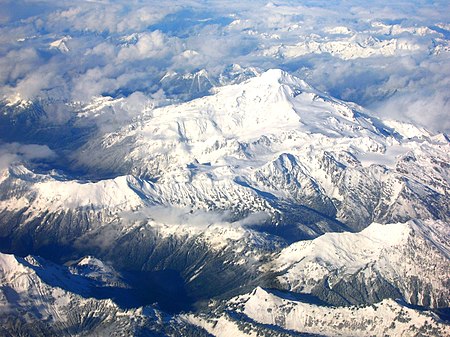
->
left=0, top=143, right=56, bottom=170
left=376, top=91, right=450, bottom=133
left=0, top=48, right=41, bottom=84
left=0, top=0, right=448, bottom=133
left=45, top=2, right=175, bottom=34
left=117, top=31, right=172, bottom=62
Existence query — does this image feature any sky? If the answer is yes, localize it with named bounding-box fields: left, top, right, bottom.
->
left=0, top=0, right=449, bottom=132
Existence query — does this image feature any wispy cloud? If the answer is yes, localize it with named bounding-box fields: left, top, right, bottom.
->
left=0, top=142, right=56, bottom=170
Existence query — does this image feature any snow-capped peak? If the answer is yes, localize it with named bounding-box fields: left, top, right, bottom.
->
left=203, top=69, right=385, bottom=139
left=71, top=68, right=448, bottom=188
left=3, top=93, right=33, bottom=108
left=49, top=36, right=71, bottom=53
left=256, top=68, right=310, bottom=88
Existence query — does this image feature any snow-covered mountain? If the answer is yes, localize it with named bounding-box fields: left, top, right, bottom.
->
left=56, top=69, right=450, bottom=231
left=268, top=220, right=450, bottom=308
left=1, top=250, right=448, bottom=337
left=263, top=35, right=422, bottom=60
left=188, top=287, right=449, bottom=337
left=0, top=69, right=448, bottom=336
left=259, top=22, right=445, bottom=61
left=160, top=65, right=261, bottom=101
left=0, top=252, right=211, bottom=336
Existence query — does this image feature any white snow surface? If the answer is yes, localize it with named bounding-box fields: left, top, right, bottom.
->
left=1, top=69, right=449, bottom=247
left=49, top=36, right=71, bottom=53
left=74, top=69, right=449, bottom=186
left=0, top=252, right=138, bottom=324
left=261, top=35, right=422, bottom=60
left=0, top=68, right=449, bottom=337
left=270, top=220, right=450, bottom=307
left=0, top=171, right=143, bottom=212
left=239, top=287, right=450, bottom=337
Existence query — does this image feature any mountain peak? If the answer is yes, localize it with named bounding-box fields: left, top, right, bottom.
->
left=253, top=68, right=310, bottom=89
left=260, top=68, right=286, bottom=80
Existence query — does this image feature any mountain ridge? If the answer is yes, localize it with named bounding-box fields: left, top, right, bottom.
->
left=0, top=68, right=448, bottom=336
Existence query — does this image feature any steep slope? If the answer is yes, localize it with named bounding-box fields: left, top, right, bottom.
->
left=160, top=65, right=260, bottom=101
left=218, top=287, right=449, bottom=337
left=72, top=69, right=449, bottom=231
left=0, top=165, right=284, bottom=306
left=268, top=220, right=450, bottom=308
left=160, top=69, right=216, bottom=100
left=0, top=252, right=211, bottom=336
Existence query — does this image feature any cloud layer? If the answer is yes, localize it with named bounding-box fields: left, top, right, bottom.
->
left=0, top=0, right=449, bottom=132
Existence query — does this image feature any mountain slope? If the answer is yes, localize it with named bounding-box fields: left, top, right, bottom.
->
left=268, top=220, right=450, bottom=308
left=0, top=252, right=211, bottom=336
left=62, top=69, right=450, bottom=233
left=225, top=287, right=449, bottom=337
left=0, top=69, right=448, bottom=335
